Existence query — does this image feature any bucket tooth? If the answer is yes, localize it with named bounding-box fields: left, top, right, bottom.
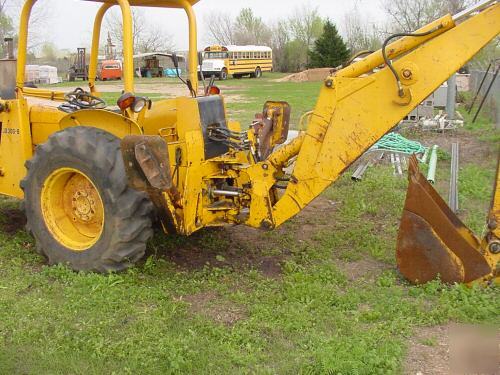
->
left=397, top=156, right=491, bottom=284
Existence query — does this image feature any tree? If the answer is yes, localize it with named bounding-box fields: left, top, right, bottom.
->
left=283, top=39, right=305, bottom=72
left=0, top=0, right=14, bottom=55
left=288, top=4, right=324, bottom=67
left=234, top=8, right=271, bottom=45
left=343, top=6, right=381, bottom=53
left=105, top=8, right=174, bottom=53
left=308, top=20, right=350, bottom=68
left=382, top=0, right=473, bottom=32
left=40, top=42, right=57, bottom=61
left=270, top=20, right=290, bottom=72
left=204, top=11, right=236, bottom=45
left=6, top=0, right=52, bottom=53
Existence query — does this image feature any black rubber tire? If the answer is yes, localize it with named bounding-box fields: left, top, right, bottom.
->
left=255, top=67, right=262, bottom=78
left=21, top=126, right=154, bottom=272
left=219, top=68, right=228, bottom=80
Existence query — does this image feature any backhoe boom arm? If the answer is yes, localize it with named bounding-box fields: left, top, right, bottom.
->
left=246, top=1, right=500, bottom=229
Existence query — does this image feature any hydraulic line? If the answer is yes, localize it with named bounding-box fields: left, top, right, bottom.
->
left=382, top=26, right=443, bottom=97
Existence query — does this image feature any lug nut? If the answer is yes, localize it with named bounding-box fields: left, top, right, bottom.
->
left=489, top=241, right=500, bottom=254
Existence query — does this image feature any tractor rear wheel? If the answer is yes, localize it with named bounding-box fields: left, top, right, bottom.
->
left=21, top=126, right=154, bottom=272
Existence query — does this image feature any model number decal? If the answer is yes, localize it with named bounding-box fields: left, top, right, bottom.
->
left=2, top=128, right=20, bottom=135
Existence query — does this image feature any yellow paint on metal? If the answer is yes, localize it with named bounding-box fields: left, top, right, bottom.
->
left=86, top=0, right=200, bottom=7
left=59, top=109, right=143, bottom=138
left=89, top=3, right=112, bottom=94
left=21, top=87, right=66, bottom=101
left=264, top=3, right=500, bottom=228
left=2, top=1, right=499, bottom=283
left=0, top=98, right=33, bottom=198
left=41, top=168, right=104, bottom=251
left=336, top=15, right=455, bottom=79
left=15, top=0, right=36, bottom=91
left=181, top=0, right=199, bottom=92
left=489, top=155, right=500, bottom=239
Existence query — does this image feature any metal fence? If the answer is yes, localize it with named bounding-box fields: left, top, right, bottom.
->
left=469, top=68, right=499, bottom=128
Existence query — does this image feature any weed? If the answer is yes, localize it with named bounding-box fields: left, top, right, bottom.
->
left=1, top=73, right=499, bottom=374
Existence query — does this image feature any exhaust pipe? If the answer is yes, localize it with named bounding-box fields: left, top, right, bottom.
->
left=4, top=38, right=14, bottom=60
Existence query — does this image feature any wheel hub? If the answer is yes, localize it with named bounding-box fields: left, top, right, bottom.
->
left=41, top=168, right=104, bottom=251
left=72, top=189, right=97, bottom=222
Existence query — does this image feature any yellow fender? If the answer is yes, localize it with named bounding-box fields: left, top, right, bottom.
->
left=59, top=109, right=143, bottom=139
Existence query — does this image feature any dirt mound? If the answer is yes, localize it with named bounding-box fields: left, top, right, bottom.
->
left=277, top=68, right=334, bottom=82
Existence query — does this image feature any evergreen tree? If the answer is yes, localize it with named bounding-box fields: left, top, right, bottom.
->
left=308, top=20, right=350, bottom=68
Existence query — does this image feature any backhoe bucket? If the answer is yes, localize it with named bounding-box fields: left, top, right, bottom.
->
left=396, top=156, right=491, bottom=284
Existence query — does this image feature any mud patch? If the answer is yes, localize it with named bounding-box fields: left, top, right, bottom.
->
left=417, top=129, right=495, bottom=165
left=156, top=196, right=337, bottom=276
left=0, top=208, right=26, bottom=235
left=259, top=256, right=282, bottom=278
left=183, top=291, right=247, bottom=326
left=404, top=324, right=499, bottom=375
left=405, top=325, right=450, bottom=375
left=336, top=258, right=390, bottom=281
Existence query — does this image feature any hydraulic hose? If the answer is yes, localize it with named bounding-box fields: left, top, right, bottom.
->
left=382, top=26, right=443, bottom=97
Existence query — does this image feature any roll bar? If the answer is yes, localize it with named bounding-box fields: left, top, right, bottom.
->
left=16, top=0, right=199, bottom=95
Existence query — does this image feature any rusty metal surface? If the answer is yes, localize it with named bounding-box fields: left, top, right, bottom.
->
left=121, top=135, right=182, bottom=233
left=396, top=156, right=491, bottom=284
left=397, top=211, right=465, bottom=283
left=253, top=101, right=291, bottom=160
left=121, top=135, right=173, bottom=191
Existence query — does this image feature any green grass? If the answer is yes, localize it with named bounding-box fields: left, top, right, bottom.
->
left=1, top=77, right=499, bottom=374
left=43, top=73, right=322, bottom=127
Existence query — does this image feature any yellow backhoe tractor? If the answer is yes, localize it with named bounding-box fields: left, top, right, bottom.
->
left=0, top=0, right=498, bottom=283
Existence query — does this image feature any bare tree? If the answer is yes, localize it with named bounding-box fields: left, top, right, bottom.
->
left=203, top=11, right=235, bottom=45
left=136, top=24, right=174, bottom=53
left=3, top=0, right=51, bottom=53
left=382, top=0, right=472, bottom=32
left=233, top=8, right=271, bottom=45
left=105, top=8, right=175, bottom=53
left=288, top=4, right=323, bottom=67
left=270, top=20, right=290, bottom=72
left=0, top=0, right=14, bottom=47
left=343, top=6, right=381, bottom=53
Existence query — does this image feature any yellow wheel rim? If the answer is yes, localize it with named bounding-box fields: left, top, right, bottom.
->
left=41, top=168, right=104, bottom=251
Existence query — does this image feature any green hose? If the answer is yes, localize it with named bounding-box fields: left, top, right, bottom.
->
left=371, top=132, right=428, bottom=160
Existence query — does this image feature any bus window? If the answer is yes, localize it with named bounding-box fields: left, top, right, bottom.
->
left=205, top=52, right=228, bottom=59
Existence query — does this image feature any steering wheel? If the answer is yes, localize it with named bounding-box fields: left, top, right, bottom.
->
left=63, top=88, right=106, bottom=110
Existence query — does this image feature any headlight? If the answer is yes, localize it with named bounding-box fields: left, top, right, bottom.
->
left=132, top=97, right=147, bottom=113
left=117, top=93, right=150, bottom=113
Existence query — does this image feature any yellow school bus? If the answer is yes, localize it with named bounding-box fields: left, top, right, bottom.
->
left=200, top=45, right=273, bottom=80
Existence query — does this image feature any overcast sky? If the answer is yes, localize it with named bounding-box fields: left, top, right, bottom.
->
left=9, top=0, right=386, bottom=51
